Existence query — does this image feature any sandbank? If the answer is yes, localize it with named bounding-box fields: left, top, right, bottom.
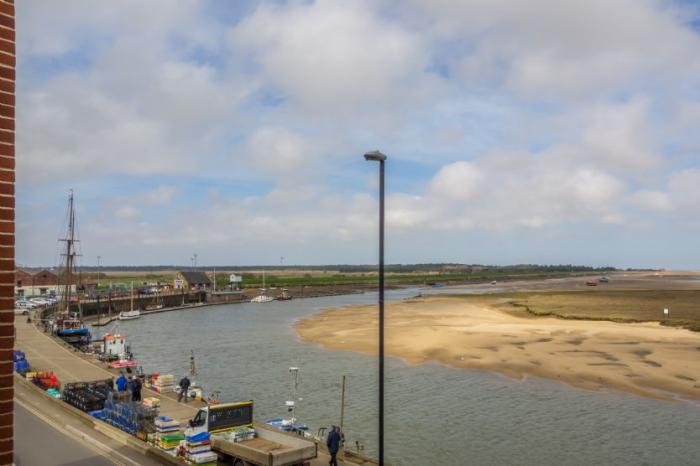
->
left=296, top=296, right=700, bottom=401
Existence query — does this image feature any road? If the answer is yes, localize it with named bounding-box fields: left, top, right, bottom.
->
left=15, top=402, right=115, bottom=466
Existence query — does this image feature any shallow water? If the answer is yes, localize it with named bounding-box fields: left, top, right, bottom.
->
left=103, top=289, right=700, bottom=465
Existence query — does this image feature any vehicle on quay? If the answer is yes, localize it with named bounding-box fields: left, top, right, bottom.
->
left=30, top=297, right=53, bottom=306
left=185, top=401, right=317, bottom=466
left=15, top=300, right=38, bottom=310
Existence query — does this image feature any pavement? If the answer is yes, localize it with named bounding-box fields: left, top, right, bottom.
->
left=14, top=316, right=369, bottom=466
left=15, top=402, right=115, bottom=466
left=14, top=380, right=165, bottom=466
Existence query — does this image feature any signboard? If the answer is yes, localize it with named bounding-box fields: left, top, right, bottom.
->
left=229, top=274, right=242, bottom=283
left=175, top=279, right=184, bottom=289
left=208, top=401, right=253, bottom=432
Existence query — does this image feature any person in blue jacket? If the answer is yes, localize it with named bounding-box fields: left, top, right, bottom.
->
left=115, top=373, right=128, bottom=392
left=326, top=425, right=341, bottom=466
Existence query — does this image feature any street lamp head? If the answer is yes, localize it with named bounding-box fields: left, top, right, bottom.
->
left=364, top=150, right=387, bottom=162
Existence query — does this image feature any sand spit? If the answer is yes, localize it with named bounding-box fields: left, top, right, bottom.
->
left=296, top=296, right=700, bottom=401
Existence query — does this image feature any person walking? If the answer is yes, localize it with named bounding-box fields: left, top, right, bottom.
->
left=115, top=373, right=128, bottom=392
left=178, top=375, right=191, bottom=403
left=132, top=376, right=142, bottom=402
left=327, top=425, right=341, bottom=466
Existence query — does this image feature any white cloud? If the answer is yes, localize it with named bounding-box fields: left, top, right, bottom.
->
left=143, top=186, right=177, bottom=206
left=428, top=161, right=482, bottom=201
left=243, top=127, right=318, bottom=180
left=408, top=0, right=700, bottom=98
left=228, top=0, right=430, bottom=116
left=114, top=205, right=141, bottom=222
left=632, top=190, right=672, bottom=212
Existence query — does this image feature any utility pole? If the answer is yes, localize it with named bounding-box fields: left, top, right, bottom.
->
left=193, top=253, right=198, bottom=271
left=97, top=255, right=101, bottom=288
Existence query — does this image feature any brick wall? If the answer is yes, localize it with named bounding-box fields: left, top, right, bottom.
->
left=0, top=0, right=13, bottom=465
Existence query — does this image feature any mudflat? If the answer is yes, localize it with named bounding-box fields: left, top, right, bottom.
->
left=296, top=295, right=700, bottom=401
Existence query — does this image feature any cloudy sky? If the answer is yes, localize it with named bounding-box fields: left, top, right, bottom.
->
left=15, top=0, right=700, bottom=268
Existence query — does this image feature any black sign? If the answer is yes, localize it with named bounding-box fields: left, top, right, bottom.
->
left=208, top=401, right=254, bottom=432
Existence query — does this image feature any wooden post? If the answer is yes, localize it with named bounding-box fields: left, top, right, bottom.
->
left=340, top=375, right=346, bottom=432
left=340, top=375, right=346, bottom=459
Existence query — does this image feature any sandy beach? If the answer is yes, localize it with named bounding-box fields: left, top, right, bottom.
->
left=296, top=295, right=700, bottom=401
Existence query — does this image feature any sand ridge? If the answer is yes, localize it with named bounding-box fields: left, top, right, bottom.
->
left=295, top=296, right=700, bottom=401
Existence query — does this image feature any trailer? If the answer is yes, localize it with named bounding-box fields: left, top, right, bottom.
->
left=185, top=401, right=317, bottom=466
left=211, top=426, right=317, bottom=466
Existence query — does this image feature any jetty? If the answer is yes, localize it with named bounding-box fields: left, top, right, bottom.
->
left=14, top=316, right=377, bottom=465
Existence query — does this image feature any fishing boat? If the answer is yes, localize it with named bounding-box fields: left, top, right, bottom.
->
left=53, top=191, right=91, bottom=347
left=119, top=282, right=141, bottom=320
left=266, top=367, right=310, bottom=436
left=277, top=288, right=292, bottom=301
left=251, top=271, right=274, bottom=303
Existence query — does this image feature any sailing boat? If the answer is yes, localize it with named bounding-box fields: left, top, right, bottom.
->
left=54, top=191, right=91, bottom=345
left=251, top=270, right=274, bottom=303
left=119, top=282, right=141, bottom=320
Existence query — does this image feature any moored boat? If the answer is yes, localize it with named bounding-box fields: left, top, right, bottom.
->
left=251, top=271, right=274, bottom=303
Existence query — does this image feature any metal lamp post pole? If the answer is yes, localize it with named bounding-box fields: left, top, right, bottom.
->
left=364, top=150, right=386, bottom=466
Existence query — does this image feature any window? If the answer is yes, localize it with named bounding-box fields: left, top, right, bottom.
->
left=191, top=409, right=207, bottom=427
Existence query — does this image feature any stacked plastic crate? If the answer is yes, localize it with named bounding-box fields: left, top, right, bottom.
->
left=152, top=374, right=175, bottom=393
left=184, top=431, right=217, bottom=465
left=154, top=416, right=183, bottom=454
left=12, top=350, right=29, bottom=375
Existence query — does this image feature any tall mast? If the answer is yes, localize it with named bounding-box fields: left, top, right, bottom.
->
left=60, top=190, right=78, bottom=315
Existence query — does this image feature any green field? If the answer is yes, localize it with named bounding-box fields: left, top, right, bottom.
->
left=218, top=270, right=586, bottom=288
left=87, top=269, right=590, bottom=291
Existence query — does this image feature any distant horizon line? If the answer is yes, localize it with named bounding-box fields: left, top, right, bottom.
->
left=15, top=263, right=652, bottom=271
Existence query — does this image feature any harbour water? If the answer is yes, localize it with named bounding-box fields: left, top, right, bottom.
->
left=107, top=290, right=700, bottom=465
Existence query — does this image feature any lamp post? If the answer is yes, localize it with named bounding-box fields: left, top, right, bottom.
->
left=364, top=150, right=386, bottom=466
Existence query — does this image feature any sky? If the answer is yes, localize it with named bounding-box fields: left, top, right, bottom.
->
left=14, top=0, right=700, bottom=269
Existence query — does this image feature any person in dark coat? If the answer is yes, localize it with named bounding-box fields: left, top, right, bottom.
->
left=326, top=425, right=341, bottom=466
left=132, top=377, right=142, bottom=402
left=178, top=375, right=191, bottom=403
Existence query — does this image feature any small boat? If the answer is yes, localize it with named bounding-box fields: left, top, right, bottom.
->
left=119, top=282, right=141, bottom=320
left=266, top=367, right=311, bottom=437
left=119, top=310, right=141, bottom=320
left=55, top=320, right=90, bottom=337
left=277, top=288, right=292, bottom=301
left=146, top=291, right=164, bottom=310
left=251, top=294, right=274, bottom=303
left=251, top=271, right=274, bottom=303
left=109, top=358, right=137, bottom=369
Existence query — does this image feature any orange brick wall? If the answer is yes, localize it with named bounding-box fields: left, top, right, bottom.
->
left=0, top=0, right=13, bottom=464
